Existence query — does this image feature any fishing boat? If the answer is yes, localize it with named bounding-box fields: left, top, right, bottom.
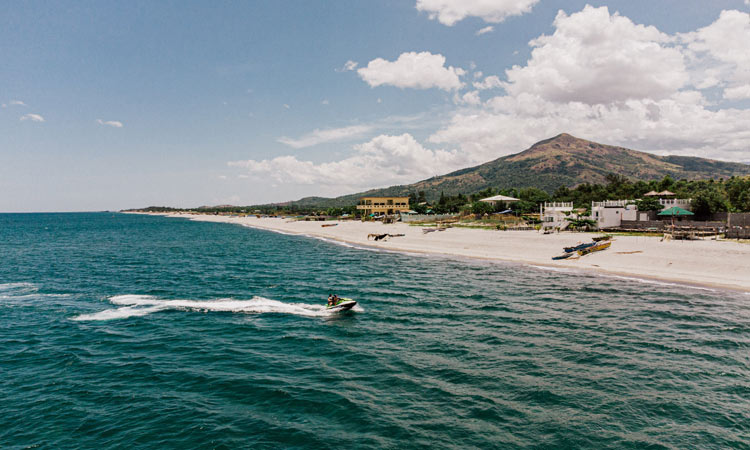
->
left=321, top=223, right=338, bottom=227
left=551, top=252, right=575, bottom=260
left=592, top=235, right=612, bottom=242
left=564, top=242, right=596, bottom=253
left=578, top=241, right=611, bottom=256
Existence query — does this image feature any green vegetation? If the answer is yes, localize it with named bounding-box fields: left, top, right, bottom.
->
left=127, top=174, right=750, bottom=219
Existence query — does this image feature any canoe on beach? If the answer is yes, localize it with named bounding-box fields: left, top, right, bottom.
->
left=578, top=241, right=611, bottom=256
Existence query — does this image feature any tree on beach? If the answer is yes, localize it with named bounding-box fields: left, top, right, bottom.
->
left=635, top=197, right=663, bottom=212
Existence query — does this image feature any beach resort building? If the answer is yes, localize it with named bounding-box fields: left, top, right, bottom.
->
left=356, top=197, right=410, bottom=216
left=540, top=202, right=575, bottom=230
left=591, top=192, right=693, bottom=229
left=591, top=200, right=641, bottom=229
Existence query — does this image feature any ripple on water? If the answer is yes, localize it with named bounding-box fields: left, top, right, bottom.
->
left=1, top=213, right=749, bottom=449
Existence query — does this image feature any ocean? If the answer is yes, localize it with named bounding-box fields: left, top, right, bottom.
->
left=1, top=212, right=748, bottom=449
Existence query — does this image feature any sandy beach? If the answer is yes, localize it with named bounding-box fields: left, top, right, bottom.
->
left=147, top=213, right=750, bottom=293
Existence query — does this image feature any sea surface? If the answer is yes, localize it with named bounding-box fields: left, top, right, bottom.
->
left=1, top=213, right=749, bottom=449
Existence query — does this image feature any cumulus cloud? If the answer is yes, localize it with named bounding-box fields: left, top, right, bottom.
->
left=473, top=75, right=503, bottom=90
left=457, top=91, right=481, bottom=105
left=505, top=6, right=688, bottom=105
left=20, top=113, right=44, bottom=122
left=278, top=125, right=373, bottom=149
left=427, top=6, right=750, bottom=162
left=476, top=26, right=494, bottom=35
left=416, top=0, right=539, bottom=26
left=96, top=119, right=123, bottom=128
left=229, top=134, right=470, bottom=189
left=357, top=52, right=465, bottom=91
left=681, top=9, right=750, bottom=99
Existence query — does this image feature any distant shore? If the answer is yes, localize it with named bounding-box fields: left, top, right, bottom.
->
left=131, top=212, right=750, bottom=293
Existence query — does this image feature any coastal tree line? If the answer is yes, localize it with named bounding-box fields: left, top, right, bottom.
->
left=129, top=175, right=750, bottom=217
left=412, top=175, right=750, bottom=217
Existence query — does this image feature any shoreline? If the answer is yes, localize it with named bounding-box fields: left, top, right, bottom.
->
left=131, top=212, right=750, bottom=293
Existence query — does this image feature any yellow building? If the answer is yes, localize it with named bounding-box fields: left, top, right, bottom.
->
left=357, top=197, right=410, bottom=215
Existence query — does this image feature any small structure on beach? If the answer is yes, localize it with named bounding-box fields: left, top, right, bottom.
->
left=479, top=194, right=520, bottom=207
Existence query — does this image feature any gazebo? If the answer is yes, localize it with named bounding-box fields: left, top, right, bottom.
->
left=479, top=195, right=520, bottom=207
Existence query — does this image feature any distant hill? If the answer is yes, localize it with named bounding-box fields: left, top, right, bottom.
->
left=289, top=133, right=750, bottom=207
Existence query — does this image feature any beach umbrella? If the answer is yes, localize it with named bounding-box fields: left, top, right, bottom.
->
left=658, top=206, right=694, bottom=231
left=657, top=206, right=694, bottom=216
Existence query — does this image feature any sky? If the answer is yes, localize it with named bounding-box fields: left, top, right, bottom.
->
left=2, top=0, right=750, bottom=212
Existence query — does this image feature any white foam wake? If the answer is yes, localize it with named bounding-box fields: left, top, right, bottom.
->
left=0, top=282, right=70, bottom=301
left=72, top=294, right=361, bottom=321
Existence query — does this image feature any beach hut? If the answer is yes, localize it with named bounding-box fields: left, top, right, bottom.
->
left=643, top=191, right=660, bottom=197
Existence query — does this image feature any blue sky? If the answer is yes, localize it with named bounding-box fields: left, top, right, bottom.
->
left=2, top=0, right=750, bottom=211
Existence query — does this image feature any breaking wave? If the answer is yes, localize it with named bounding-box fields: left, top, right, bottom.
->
left=72, top=294, right=362, bottom=321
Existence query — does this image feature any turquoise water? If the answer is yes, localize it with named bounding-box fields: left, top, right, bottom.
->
left=1, top=213, right=749, bottom=449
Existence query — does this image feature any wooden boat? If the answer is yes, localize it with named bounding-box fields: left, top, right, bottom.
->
left=592, top=235, right=612, bottom=242
left=578, top=241, right=611, bottom=256
left=321, top=223, right=338, bottom=227
left=552, top=252, right=575, bottom=260
left=564, top=242, right=596, bottom=253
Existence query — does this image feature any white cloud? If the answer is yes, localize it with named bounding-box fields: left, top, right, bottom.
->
left=505, top=6, right=688, bottom=105
left=20, top=113, right=44, bottom=122
left=96, top=119, right=123, bottom=128
left=724, top=85, right=750, bottom=100
left=321, top=99, right=330, bottom=105
left=337, top=60, right=359, bottom=72
left=458, top=91, right=481, bottom=105
left=278, top=125, right=374, bottom=149
left=473, top=75, right=503, bottom=90
left=357, top=51, right=465, bottom=91
left=416, top=0, right=539, bottom=26
left=427, top=7, right=750, bottom=162
left=681, top=9, right=750, bottom=99
left=229, top=134, right=471, bottom=189
left=2, top=100, right=26, bottom=108
left=283, top=104, right=290, bottom=109
left=476, top=26, right=494, bottom=35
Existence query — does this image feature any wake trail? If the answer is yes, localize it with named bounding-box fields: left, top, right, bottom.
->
left=72, top=295, right=362, bottom=321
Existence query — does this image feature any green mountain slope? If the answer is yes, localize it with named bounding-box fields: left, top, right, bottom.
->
left=289, top=133, right=750, bottom=207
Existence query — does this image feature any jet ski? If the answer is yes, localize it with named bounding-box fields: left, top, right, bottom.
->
left=326, top=297, right=357, bottom=311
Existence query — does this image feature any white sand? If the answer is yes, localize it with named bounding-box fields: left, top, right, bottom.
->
left=148, top=213, right=750, bottom=293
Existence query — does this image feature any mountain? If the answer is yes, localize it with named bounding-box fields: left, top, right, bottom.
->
left=289, top=133, right=750, bottom=207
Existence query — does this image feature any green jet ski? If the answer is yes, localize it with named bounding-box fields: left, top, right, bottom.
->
left=326, top=297, right=357, bottom=311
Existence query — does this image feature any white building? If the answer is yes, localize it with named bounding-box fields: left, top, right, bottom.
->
left=541, top=202, right=574, bottom=230
left=591, top=197, right=692, bottom=229
left=591, top=200, right=640, bottom=229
